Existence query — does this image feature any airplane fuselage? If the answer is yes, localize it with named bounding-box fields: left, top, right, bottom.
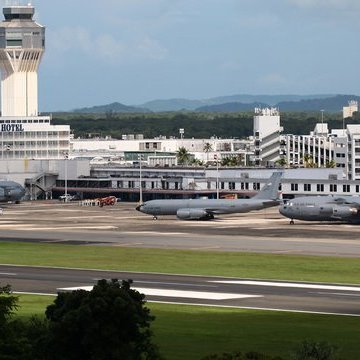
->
left=136, top=172, right=282, bottom=220
left=0, top=181, right=25, bottom=203
left=137, top=198, right=279, bottom=220
left=279, top=196, right=360, bottom=224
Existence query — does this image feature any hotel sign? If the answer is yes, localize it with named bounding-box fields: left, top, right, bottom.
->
left=1, top=124, right=25, bottom=132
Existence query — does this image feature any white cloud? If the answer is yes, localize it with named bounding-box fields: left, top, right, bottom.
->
left=48, top=27, right=167, bottom=64
left=259, top=73, right=288, bottom=86
left=287, top=0, right=360, bottom=11
left=136, top=36, right=168, bottom=60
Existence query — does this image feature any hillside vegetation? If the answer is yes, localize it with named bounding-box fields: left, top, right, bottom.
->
left=52, top=111, right=360, bottom=139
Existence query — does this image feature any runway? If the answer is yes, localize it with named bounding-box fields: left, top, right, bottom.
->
left=1, top=265, right=359, bottom=316
left=0, top=201, right=359, bottom=257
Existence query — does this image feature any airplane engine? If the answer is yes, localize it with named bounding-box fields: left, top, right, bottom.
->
left=332, top=205, right=358, bottom=219
left=176, top=208, right=213, bottom=220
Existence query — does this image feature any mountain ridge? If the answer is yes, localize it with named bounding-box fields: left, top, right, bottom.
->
left=71, top=94, right=359, bottom=113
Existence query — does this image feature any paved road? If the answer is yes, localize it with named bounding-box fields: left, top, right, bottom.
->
left=0, top=202, right=359, bottom=257
left=1, top=265, right=359, bottom=316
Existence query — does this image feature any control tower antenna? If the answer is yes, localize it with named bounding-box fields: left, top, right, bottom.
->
left=0, top=2, right=45, bottom=116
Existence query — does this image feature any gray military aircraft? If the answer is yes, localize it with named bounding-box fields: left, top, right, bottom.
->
left=279, top=195, right=360, bottom=224
left=0, top=180, right=25, bottom=203
left=136, top=172, right=282, bottom=220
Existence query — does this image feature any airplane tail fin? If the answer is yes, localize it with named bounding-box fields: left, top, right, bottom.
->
left=252, top=172, right=283, bottom=201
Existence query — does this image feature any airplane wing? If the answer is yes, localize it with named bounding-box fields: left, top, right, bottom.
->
left=204, top=207, right=224, bottom=214
left=333, top=197, right=360, bottom=206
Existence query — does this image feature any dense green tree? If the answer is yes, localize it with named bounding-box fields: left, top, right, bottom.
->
left=53, top=110, right=360, bottom=140
left=292, top=340, right=339, bottom=360
left=42, top=279, right=160, bottom=360
left=0, top=285, right=17, bottom=326
left=0, top=285, right=45, bottom=360
left=220, top=155, right=244, bottom=167
left=202, top=351, right=284, bottom=359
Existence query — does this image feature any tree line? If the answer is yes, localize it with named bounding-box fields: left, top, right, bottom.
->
left=51, top=111, right=360, bottom=140
left=0, top=282, right=341, bottom=360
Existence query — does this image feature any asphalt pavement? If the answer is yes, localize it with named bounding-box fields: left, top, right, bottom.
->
left=1, top=265, right=359, bottom=316
left=0, top=201, right=359, bottom=257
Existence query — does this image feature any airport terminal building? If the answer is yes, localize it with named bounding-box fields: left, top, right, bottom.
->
left=1, top=4, right=360, bottom=202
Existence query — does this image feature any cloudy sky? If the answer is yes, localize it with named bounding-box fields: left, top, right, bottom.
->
left=2, top=0, right=360, bottom=111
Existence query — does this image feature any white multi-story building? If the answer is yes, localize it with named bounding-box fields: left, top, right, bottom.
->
left=0, top=4, right=70, bottom=160
left=71, top=136, right=253, bottom=165
left=346, top=125, right=360, bottom=180
left=282, top=123, right=334, bottom=168
left=253, top=107, right=282, bottom=166
left=343, top=100, right=358, bottom=119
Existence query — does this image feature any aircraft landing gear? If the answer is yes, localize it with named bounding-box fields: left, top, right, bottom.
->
left=152, top=215, right=158, bottom=220
left=290, top=219, right=294, bottom=225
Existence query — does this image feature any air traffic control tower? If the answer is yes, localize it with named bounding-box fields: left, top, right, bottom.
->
left=0, top=5, right=45, bottom=117
left=0, top=3, right=70, bottom=160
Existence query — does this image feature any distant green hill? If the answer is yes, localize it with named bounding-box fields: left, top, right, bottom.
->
left=196, top=102, right=269, bottom=112
left=138, top=94, right=333, bottom=112
left=277, top=95, right=360, bottom=112
left=71, top=94, right=359, bottom=114
left=73, top=102, right=149, bottom=113
left=194, top=95, right=360, bottom=113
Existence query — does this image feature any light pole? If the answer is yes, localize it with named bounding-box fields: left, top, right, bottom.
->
left=215, top=154, right=219, bottom=199
left=138, top=154, right=143, bottom=204
left=63, top=152, right=68, bottom=202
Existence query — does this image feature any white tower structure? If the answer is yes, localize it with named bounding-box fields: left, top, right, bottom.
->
left=0, top=4, right=45, bottom=116
left=0, top=3, right=70, bottom=161
left=253, top=107, right=282, bottom=166
left=343, top=100, right=358, bottom=120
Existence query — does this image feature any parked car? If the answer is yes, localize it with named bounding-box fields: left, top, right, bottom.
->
left=58, top=194, right=75, bottom=202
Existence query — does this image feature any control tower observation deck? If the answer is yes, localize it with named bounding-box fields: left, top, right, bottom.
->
left=0, top=5, right=45, bottom=117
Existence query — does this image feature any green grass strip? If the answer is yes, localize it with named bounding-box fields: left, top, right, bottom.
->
left=0, top=242, right=359, bottom=284
left=15, top=296, right=360, bottom=360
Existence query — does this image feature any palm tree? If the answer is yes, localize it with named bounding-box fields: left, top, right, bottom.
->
left=221, top=155, right=243, bottom=167
left=325, top=160, right=336, bottom=168
left=191, top=158, right=204, bottom=166
left=220, top=157, right=232, bottom=166
left=275, top=158, right=287, bottom=168
left=303, top=154, right=316, bottom=168
left=203, top=142, right=213, bottom=163
left=176, top=146, right=191, bottom=166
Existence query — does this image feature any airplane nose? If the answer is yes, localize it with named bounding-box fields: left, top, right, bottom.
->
left=136, top=204, right=143, bottom=212
left=10, top=186, right=25, bottom=199
left=279, top=205, right=287, bottom=215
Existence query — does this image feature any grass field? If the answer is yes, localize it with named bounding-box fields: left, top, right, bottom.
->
left=0, top=242, right=359, bottom=284
left=3, top=241, right=360, bottom=359
left=16, top=295, right=360, bottom=360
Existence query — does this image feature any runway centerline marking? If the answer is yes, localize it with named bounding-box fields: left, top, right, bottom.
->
left=58, top=286, right=263, bottom=301
left=210, top=280, right=360, bottom=292
left=15, top=226, right=118, bottom=231
left=311, top=292, right=360, bottom=297
left=0, top=272, right=16, bottom=276
left=134, top=280, right=218, bottom=288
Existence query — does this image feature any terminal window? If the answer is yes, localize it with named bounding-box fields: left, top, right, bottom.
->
left=304, top=184, right=311, bottom=192
left=330, top=184, right=337, bottom=192
left=317, top=184, right=324, bottom=192
left=343, top=184, right=350, bottom=193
